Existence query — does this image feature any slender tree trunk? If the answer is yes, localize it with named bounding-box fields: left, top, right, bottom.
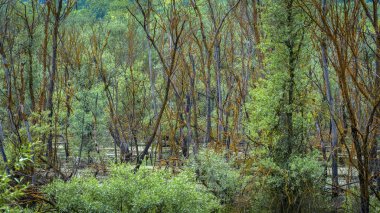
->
left=0, top=42, right=22, bottom=145
left=109, top=125, right=118, bottom=164
left=352, top=128, right=370, bottom=213
left=205, top=64, right=212, bottom=145
left=39, top=4, right=50, bottom=114
left=24, top=119, right=35, bottom=184
left=146, top=0, right=161, bottom=161
left=252, top=0, right=263, bottom=71
left=135, top=75, right=171, bottom=171
left=189, top=54, right=200, bottom=155
left=0, top=121, right=9, bottom=175
left=191, top=1, right=212, bottom=146
left=93, top=93, right=99, bottom=155
left=321, top=0, right=339, bottom=199
left=315, top=118, right=328, bottom=180
left=184, top=94, right=192, bottom=158
left=214, top=39, right=223, bottom=145
left=47, top=0, right=63, bottom=164
left=78, top=113, right=85, bottom=166
left=18, top=63, right=36, bottom=184
left=64, top=66, right=70, bottom=161
left=339, top=63, right=370, bottom=212
left=285, top=0, right=295, bottom=156
left=148, top=41, right=160, bottom=159
left=27, top=36, right=35, bottom=111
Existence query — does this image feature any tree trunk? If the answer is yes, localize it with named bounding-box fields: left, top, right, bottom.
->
left=352, top=128, right=370, bottom=213
left=315, top=119, right=328, bottom=180
left=27, top=36, right=35, bottom=111
left=252, top=0, right=263, bottom=71
left=78, top=113, right=85, bottom=166
left=0, top=121, right=9, bottom=175
left=214, top=39, right=223, bottom=145
left=285, top=0, right=295, bottom=156
left=205, top=65, right=212, bottom=145
left=321, top=0, right=339, bottom=197
left=183, top=94, right=191, bottom=158
left=189, top=54, right=200, bottom=155
left=0, top=42, right=23, bottom=145
left=135, top=75, right=171, bottom=171
left=39, top=3, right=50, bottom=114
left=64, top=66, right=70, bottom=161
left=47, top=0, right=63, bottom=164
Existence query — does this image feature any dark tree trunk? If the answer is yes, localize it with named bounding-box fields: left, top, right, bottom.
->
left=205, top=64, right=212, bottom=145
left=27, top=37, right=35, bottom=111
left=184, top=94, right=192, bottom=158
left=135, top=76, right=171, bottom=170
left=78, top=114, right=85, bottom=166
left=64, top=66, right=70, bottom=161
left=0, top=121, right=9, bottom=175
left=189, top=55, right=200, bottom=155
left=0, top=41, right=23, bottom=145
left=352, top=128, right=370, bottom=213
left=285, top=0, right=295, bottom=156
left=214, top=39, right=223, bottom=145
left=47, top=0, right=63, bottom=164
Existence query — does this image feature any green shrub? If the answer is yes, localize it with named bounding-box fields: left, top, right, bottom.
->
left=0, top=141, right=32, bottom=211
left=246, top=149, right=329, bottom=212
left=341, top=187, right=380, bottom=212
left=0, top=173, right=28, bottom=211
left=44, top=164, right=220, bottom=213
left=189, top=149, right=245, bottom=206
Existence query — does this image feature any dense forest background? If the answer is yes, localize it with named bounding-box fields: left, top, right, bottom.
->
left=1, top=0, right=380, bottom=212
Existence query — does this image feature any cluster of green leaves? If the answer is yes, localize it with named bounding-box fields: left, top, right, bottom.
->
left=242, top=0, right=329, bottom=212
left=341, top=187, right=380, bottom=212
left=245, top=149, right=329, bottom=212
left=189, top=150, right=245, bottom=206
left=0, top=145, right=32, bottom=211
left=44, top=165, right=220, bottom=213
left=252, top=0, right=317, bottom=155
left=0, top=174, right=27, bottom=211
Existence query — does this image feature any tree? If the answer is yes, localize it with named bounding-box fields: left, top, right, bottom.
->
left=301, top=1, right=380, bottom=212
left=320, top=0, right=339, bottom=199
left=127, top=0, right=187, bottom=170
left=246, top=0, right=321, bottom=211
left=46, top=0, right=75, bottom=164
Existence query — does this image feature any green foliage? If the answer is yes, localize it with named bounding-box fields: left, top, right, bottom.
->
left=246, top=149, right=329, bottom=212
left=341, top=188, right=380, bottom=212
left=0, top=173, right=27, bottom=211
left=1, top=0, right=374, bottom=212
left=243, top=2, right=328, bottom=211
left=249, top=0, right=317, bottom=162
left=44, top=165, right=220, bottom=213
left=190, top=149, right=244, bottom=206
left=0, top=147, right=31, bottom=211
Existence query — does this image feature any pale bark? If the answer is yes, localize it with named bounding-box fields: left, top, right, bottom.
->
left=321, top=0, right=339, bottom=198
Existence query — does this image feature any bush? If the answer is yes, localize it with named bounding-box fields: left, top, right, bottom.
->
left=0, top=142, right=31, bottom=212
left=189, top=149, right=245, bottom=206
left=43, top=164, right=220, bottom=213
left=0, top=173, right=27, bottom=211
left=246, top=149, right=329, bottom=212
left=341, top=187, right=380, bottom=212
